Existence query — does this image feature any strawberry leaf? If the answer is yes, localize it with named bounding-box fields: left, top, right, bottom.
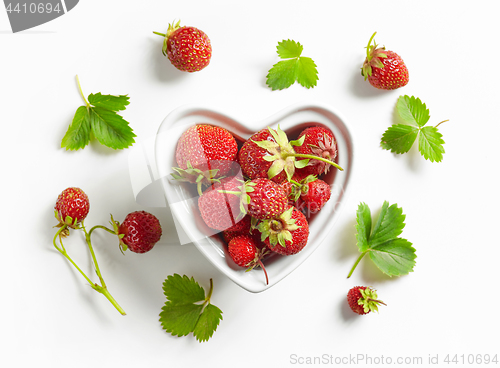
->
left=159, top=275, right=222, bottom=342
left=348, top=201, right=416, bottom=278
left=266, top=39, right=318, bottom=90
left=89, top=106, right=136, bottom=150
left=381, top=95, right=447, bottom=162
left=61, top=106, right=91, bottom=150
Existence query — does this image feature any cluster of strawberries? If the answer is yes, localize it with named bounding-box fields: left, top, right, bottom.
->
left=172, top=123, right=342, bottom=284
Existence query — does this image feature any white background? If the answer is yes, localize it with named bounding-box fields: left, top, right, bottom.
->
left=1, top=0, right=499, bottom=367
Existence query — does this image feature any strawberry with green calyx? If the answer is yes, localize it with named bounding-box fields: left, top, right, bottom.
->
left=228, top=235, right=270, bottom=285
left=172, top=124, right=238, bottom=195
left=153, top=20, right=212, bottom=73
left=295, top=176, right=331, bottom=216
left=294, top=126, right=338, bottom=177
left=54, top=187, right=90, bottom=230
left=239, top=126, right=343, bottom=184
left=347, top=286, right=387, bottom=315
left=361, top=32, right=409, bottom=90
left=259, top=206, right=309, bottom=255
left=109, top=211, right=163, bottom=254
left=221, top=178, right=289, bottom=221
left=52, top=188, right=126, bottom=315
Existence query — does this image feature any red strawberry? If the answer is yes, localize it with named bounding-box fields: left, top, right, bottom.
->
left=54, top=187, right=90, bottom=229
left=296, top=177, right=331, bottom=216
left=173, top=124, right=238, bottom=194
left=117, top=211, right=162, bottom=254
left=222, top=215, right=253, bottom=244
left=361, top=32, right=409, bottom=90
left=260, top=206, right=309, bottom=256
left=347, top=286, right=386, bottom=315
left=154, top=21, right=212, bottom=73
left=198, top=176, right=242, bottom=231
left=245, top=178, right=288, bottom=220
left=228, top=235, right=269, bottom=284
left=294, top=126, right=338, bottom=177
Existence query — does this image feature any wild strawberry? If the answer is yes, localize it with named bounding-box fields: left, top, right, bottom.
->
left=296, top=177, right=331, bottom=217
left=294, top=126, right=338, bottom=177
left=153, top=20, right=212, bottom=73
left=260, top=206, right=309, bottom=256
left=361, top=32, right=409, bottom=90
left=198, top=176, right=242, bottom=231
left=172, top=124, right=238, bottom=194
left=228, top=235, right=269, bottom=284
left=54, top=187, right=90, bottom=229
left=347, top=286, right=386, bottom=315
left=222, top=215, right=253, bottom=243
left=117, top=211, right=162, bottom=254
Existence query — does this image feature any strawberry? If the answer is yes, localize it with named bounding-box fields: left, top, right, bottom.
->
left=260, top=206, right=309, bottom=256
left=347, top=286, right=386, bottom=315
left=222, top=215, right=253, bottom=243
left=294, top=126, right=338, bottom=177
left=117, top=211, right=162, bottom=254
left=228, top=235, right=269, bottom=284
left=361, top=32, right=409, bottom=90
left=172, top=124, right=238, bottom=195
left=198, top=176, right=242, bottom=231
left=296, top=177, right=331, bottom=217
left=153, top=20, right=212, bottom=73
left=54, top=187, right=90, bottom=229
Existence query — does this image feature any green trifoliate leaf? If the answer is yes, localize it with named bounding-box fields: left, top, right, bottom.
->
left=349, top=201, right=416, bottom=278
left=61, top=77, right=136, bottom=151
left=419, top=126, right=445, bottom=162
left=159, top=275, right=222, bottom=342
left=61, top=106, right=91, bottom=150
left=381, top=95, right=448, bottom=162
left=266, top=39, right=318, bottom=90
left=397, top=95, right=430, bottom=127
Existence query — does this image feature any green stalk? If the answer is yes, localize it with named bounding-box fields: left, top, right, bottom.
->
left=290, top=153, right=344, bottom=171
left=152, top=31, right=166, bottom=37
left=75, top=75, right=89, bottom=107
left=347, top=251, right=367, bottom=278
left=366, top=32, right=377, bottom=59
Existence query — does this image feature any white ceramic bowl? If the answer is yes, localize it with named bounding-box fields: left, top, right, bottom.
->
left=155, top=102, right=354, bottom=293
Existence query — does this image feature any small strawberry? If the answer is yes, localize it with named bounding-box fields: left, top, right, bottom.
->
left=153, top=20, right=212, bottom=73
left=294, top=126, right=338, bottom=177
left=259, top=206, right=309, bottom=256
left=228, top=235, right=269, bottom=284
left=198, top=176, right=242, bottom=231
left=361, top=32, right=409, bottom=90
left=115, top=211, right=162, bottom=254
left=54, top=187, right=90, bottom=229
left=172, top=124, right=238, bottom=195
left=347, top=286, right=386, bottom=315
left=295, top=176, right=331, bottom=217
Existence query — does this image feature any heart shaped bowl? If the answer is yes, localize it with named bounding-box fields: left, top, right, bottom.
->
left=155, top=102, right=354, bottom=293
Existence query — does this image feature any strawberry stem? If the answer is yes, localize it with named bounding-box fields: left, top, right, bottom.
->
left=347, top=251, right=367, bottom=278
left=152, top=31, right=166, bottom=37
left=367, top=298, right=387, bottom=306
left=257, top=259, right=269, bottom=285
left=291, top=153, right=344, bottom=171
left=434, top=119, right=449, bottom=128
left=366, top=32, right=377, bottom=60
left=75, top=75, right=89, bottom=108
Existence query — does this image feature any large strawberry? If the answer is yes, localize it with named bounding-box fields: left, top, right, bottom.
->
left=259, top=206, right=309, bottom=256
left=361, top=32, right=409, bottom=90
left=295, top=176, right=331, bottom=217
left=153, top=20, right=212, bottom=73
left=172, top=124, right=238, bottom=194
left=294, top=126, right=338, bottom=177
left=54, top=187, right=90, bottom=229
left=239, top=126, right=342, bottom=184
left=198, top=176, right=242, bottom=231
